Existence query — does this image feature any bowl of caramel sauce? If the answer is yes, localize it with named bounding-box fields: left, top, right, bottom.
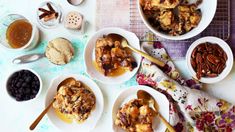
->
left=0, top=14, right=39, bottom=51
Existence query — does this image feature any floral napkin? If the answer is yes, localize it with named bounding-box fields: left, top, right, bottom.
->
left=136, top=34, right=235, bottom=132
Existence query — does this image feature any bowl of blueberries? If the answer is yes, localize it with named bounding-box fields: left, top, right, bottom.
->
left=5, top=68, right=42, bottom=102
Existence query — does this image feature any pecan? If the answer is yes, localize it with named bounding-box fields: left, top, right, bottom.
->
left=207, top=54, right=220, bottom=65
left=191, top=59, right=196, bottom=69
left=191, top=48, right=197, bottom=59
left=216, top=63, right=225, bottom=74
left=197, top=44, right=205, bottom=52
left=223, top=52, right=228, bottom=61
left=191, top=42, right=227, bottom=80
left=206, top=73, right=218, bottom=77
left=196, top=53, right=202, bottom=64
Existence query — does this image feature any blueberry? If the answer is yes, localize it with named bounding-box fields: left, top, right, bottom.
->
left=24, top=88, right=31, bottom=94
left=22, top=83, right=28, bottom=87
left=25, top=77, right=32, bottom=82
left=30, top=95, right=35, bottom=99
left=32, top=90, right=38, bottom=94
left=16, top=82, right=21, bottom=88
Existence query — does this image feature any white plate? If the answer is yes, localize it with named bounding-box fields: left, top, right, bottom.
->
left=138, top=0, right=217, bottom=40
left=84, top=27, right=141, bottom=84
left=45, top=74, right=104, bottom=132
left=112, top=85, right=169, bottom=132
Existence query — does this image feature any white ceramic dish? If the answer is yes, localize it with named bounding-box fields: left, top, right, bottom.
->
left=137, top=0, right=217, bottom=40
left=45, top=74, right=104, bottom=132
left=186, top=36, right=233, bottom=83
left=5, top=68, right=42, bottom=102
left=112, top=85, right=169, bottom=132
left=84, top=27, right=141, bottom=84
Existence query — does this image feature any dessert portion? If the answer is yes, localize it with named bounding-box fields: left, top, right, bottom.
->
left=6, top=19, right=32, bottom=48
left=191, top=42, right=227, bottom=79
left=45, top=38, right=74, bottom=65
left=115, top=99, right=155, bottom=132
left=95, top=35, right=137, bottom=76
left=53, top=79, right=96, bottom=123
left=140, top=0, right=202, bottom=36
left=65, top=11, right=83, bottom=30
left=7, top=70, right=40, bottom=101
left=38, top=2, right=59, bottom=22
left=140, top=0, right=181, bottom=9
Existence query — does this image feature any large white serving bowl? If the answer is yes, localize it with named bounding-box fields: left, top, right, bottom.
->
left=137, top=0, right=217, bottom=40
left=45, top=74, right=104, bottom=132
left=84, top=27, right=141, bottom=84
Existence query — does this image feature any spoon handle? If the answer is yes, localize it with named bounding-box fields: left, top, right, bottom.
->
left=126, top=45, right=165, bottom=67
left=29, top=100, right=55, bottom=130
left=158, top=113, right=176, bottom=132
left=12, top=53, right=45, bottom=64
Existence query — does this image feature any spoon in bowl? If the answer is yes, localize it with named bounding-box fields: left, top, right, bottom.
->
left=137, top=90, right=176, bottom=132
left=107, top=33, right=165, bottom=68
left=29, top=77, right=76, bottom=130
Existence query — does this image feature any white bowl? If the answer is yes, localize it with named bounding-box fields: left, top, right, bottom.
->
left=112, top=85, right=169, bottom=132
left=186, top=36, right=233, bottom=83
left=45, top=74, right=104, bottom=132
left=5, top=68, right=42, bottom=102
left=0, top=14, right=39, bottom=51
left=84, top=27, right=141, bottom=84
left=137, top=0, right=217, bottom=40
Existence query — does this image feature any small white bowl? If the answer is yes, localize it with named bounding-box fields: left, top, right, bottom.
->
left=5, top=68, right=42, bottom=102
left=45, top=74, right=104, bottom=132
left=186, top=36, right=233, bottom=83
left=137, top=0, right=217, bottom=40
left=0, top=14, right=39, bottom=51
left=84, top=27, right=141, bottom=84
left=112, top=85, right=169, bottom=132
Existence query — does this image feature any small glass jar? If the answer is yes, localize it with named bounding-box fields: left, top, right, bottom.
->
left=0, top=14, right=39, bottom=51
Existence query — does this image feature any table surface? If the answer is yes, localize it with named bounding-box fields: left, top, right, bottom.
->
left=0, top=0, right=234, bottom=132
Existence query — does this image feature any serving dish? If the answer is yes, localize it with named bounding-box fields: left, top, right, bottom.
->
left=112, top=85, right=169, bottom=132
left=84, top=27, right=141, bottom=84
left=5, top=68, right=42, bottom=102
left=186, top=36, right=233, bottom=83
left=137, top=0, right=217, bottom=40
left=45, top=74, right=104, bottom=132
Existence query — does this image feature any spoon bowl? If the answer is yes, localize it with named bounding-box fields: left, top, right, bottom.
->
left=137, top=90, right=176, bottom=132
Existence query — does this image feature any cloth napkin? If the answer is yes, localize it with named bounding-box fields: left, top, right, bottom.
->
left=136, top=33, right=235, bottom=132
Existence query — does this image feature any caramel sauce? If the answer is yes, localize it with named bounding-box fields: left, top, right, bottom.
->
left=93, top=61, right=127, bottom=77
left=6, top=19, right=32, bottom=48
left=54, top=108, right=73, bottom=124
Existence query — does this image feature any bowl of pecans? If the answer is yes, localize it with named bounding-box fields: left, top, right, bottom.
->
left=186, top=36, right=233, bottom=83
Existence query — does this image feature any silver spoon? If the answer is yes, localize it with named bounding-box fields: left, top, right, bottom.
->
left=12, top=53, right=45, bottom=64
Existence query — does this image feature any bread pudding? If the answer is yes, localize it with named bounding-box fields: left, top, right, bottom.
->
left=140, top=0, right=202, bottom=36
left=53, top=80, right=96, bottom=123
left=95, top=35, right=137, bottom=76
left=115, top=99, right=155, bottom=132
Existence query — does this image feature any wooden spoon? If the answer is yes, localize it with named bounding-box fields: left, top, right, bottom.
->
left=137, top=90, right=176, bottom=132
left=29, top=77, right=76, bottom=130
